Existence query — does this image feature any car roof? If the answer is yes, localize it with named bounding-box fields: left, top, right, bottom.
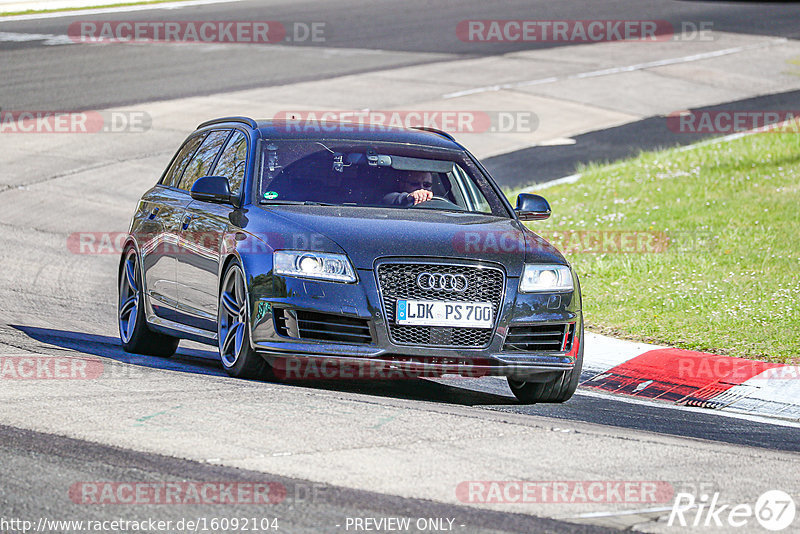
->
left=196, top=117, right=463, bottom=150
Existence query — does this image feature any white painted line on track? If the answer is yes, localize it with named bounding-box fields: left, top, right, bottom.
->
left=566, top=505, right=674, bottom=519
left=0, top=30, right=74, bottom=44
left=0, top=0, right=244, bottom=21
left=525, top=172, right=581, bottom=191
left=443, top=39, right=788, bottom=99
left=0, top=29, right=408, bottom=53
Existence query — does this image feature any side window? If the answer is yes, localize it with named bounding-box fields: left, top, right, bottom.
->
left=160, top=133, right=206, bottom=188
left=212, top=130, right=248, bottom=196
left=450, top=164, right=491, bottom=213
left=178, top=130, right=231, bottom=191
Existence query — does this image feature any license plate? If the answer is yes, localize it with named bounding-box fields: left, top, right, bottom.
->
left=396, top=299, right=493, bottom=328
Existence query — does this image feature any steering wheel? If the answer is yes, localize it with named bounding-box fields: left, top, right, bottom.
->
left=409, top=196, right=463, bottom=209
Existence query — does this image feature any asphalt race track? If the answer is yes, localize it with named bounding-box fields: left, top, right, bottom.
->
left=1, top=1, right=799, bottom=532
left=2, top=0, right=800, bottom=110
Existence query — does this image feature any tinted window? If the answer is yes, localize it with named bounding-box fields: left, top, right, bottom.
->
left=178, top=130, right=230, bottom=191
left=160, top=133, right=206, bottom=188
left=257, top=140, right=509, bottom=216
left=212, top=130, right=248, bottom=196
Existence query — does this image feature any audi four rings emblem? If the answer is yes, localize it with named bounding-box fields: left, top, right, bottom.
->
left=417, top=272, right=468, bottom=292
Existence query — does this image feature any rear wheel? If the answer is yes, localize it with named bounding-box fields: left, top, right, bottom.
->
left=507, top=324, right=584, bottom=404
left=218, top=261, right=272, bottom=379
left=118, top=247, right=179, bottom=357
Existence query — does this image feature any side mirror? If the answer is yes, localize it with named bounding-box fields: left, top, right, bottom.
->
left=191, top=176, right=231, bottom=204
left=515, top=193, right=551, bottom=221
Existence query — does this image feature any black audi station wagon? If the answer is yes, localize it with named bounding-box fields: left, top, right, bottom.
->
left=118, top=117, right=583, bottom=403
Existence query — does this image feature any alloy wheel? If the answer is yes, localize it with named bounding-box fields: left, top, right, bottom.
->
left=219, top=265, right=248, bottom=368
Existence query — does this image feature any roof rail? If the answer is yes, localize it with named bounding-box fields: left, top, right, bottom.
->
left=196, top=116, right=258, bottom=129
left=411, top=126, right=456, bottom=142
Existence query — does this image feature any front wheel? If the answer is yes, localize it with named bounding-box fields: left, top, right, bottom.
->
left=218, top=261, right=271, bottom=379
left=507, top=325, right=584, bottom=404
left=118, top=247, right=179, bottom=357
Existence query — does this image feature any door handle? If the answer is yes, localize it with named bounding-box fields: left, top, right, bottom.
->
left=148, top=207, right=160, bottom=220
left=182, top=215, right=192, bottom=230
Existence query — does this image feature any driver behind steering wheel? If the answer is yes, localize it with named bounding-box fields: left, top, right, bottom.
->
left=382, top=170, right=434, bottom=206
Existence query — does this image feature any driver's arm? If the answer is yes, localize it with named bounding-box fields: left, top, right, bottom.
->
left=382, top=190, right=432, bottom=205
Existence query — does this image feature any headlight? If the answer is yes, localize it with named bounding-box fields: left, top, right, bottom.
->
left=519, top=264, right=573, bottom=292
left=273, top=251, right=356, bottom=283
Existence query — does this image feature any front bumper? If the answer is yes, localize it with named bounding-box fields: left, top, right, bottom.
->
left=247, top=260, right=582, bottom=379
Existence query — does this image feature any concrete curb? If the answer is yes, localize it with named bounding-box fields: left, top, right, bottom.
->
left=0, top=0, right=214, bottom=16
left=528, top=123, right=800, bottom=423
left=0, top=0, right=144, bottom=13
left=581, top=332, right=800, bottom=422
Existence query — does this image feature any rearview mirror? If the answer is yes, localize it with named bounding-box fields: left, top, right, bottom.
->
left=191, top=176, right=231, bottom=204
left=515, top=193, right=551, bottom=221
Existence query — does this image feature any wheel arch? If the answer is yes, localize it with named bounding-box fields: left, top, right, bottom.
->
left=118, top=236, right=145, bottom=290
left=218, top=250, right=265, bottom=358
left=118, top=236, right=156, bottom=328
left=218, top=252, right=243, bottom=295
left=218, top=252, right=255, bottom=331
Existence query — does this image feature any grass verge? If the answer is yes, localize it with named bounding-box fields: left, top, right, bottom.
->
left=511, top=131, right=799, bottom=363
left=0, top=0, right=193, bottom=17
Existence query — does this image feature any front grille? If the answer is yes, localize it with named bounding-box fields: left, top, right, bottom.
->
left=377, top=262, right=505, bottom=347
left=275, top=309, right=373, bottom=345
left=503, top=323, right=574, bottom=352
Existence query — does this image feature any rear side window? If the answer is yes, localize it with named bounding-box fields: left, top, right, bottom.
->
left=178, top=129, right=230, bottom=191
left=160, top=133, right=206, bottom=188
left=212, top=130, right=248, bottom=196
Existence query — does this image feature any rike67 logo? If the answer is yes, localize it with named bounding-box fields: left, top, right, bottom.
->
left=669, top=490, right=796, bottom=531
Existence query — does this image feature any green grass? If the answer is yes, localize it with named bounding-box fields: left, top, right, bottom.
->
left=510, top=132, right=800, bottom=363
left=0, top=0, right=193, bottom=17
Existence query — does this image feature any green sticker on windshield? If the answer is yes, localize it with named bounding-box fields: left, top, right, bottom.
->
left=263, top=191, right=278, bottom=200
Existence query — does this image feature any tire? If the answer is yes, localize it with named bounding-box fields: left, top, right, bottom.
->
left=118, top=247, right=179, bottom=357
left=507, top=323, right=584, bottom=404
left=218, top=261, right=272, bottom=379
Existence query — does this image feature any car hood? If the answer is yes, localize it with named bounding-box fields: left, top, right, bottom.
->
left=259, top=205, right=565, bottom=274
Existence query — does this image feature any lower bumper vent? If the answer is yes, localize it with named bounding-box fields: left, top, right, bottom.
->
left=275, top=309, right=372, bottom=345
left=503, top=323, right=575, bottom=352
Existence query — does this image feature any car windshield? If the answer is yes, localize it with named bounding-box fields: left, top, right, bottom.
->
left=257, top=140, right=509, bottom=216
